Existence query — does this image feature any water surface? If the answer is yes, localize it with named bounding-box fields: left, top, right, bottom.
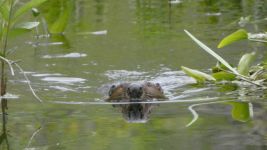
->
left=1, top=0, right=267, bottom=149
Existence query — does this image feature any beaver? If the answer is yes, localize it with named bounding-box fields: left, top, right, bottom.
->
left=106, top=82, right=166, bottom=101
left=106, top=82, right=166, bottom=122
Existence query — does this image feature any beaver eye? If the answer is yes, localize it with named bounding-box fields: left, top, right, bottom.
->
left=108, top=85, right=116, bottom=96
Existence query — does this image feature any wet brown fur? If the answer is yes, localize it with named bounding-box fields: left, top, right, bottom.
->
left=106, top=82, right=166, bottom=101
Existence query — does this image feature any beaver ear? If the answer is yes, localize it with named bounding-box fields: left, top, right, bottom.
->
left=108, top=85, right=116, bottom=96
left=156, top=83, right=163, bottom=93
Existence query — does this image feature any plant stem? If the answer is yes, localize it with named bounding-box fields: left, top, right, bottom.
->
left=2, top=0, right=14, bottom=56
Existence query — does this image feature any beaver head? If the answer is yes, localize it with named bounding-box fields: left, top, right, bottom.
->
left=107, top=82, right=166, bottom=101
left=106, top=82, right=165, bottom=122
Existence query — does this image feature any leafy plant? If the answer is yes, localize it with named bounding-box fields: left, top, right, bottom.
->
left=182, top=30, right=264, bottom=87
left=39, top=0, right=73, bottom=34
left=0, top=0, right=47, bottom=128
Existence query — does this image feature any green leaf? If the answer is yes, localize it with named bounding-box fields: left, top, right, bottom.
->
left=237, top=52, right=256, bottom=76
left=184, top=30, right=239, bottom=75
left=212, top=71, right=236, bottom=81
left=15, top=21, right=39, bottom=30
left=181, top=66, right=216, bottom=83
left=9, top=22, right=40, bottom=37
left=9, top=28, right=31, bottom=37
left=217, top=29, right=248, bottom=48
left=12, top=0, right=47, bottom=23
left=0, top=0, right=9, bottom=21
left=228, top=102, right=252, bottom=122
left=49, top=0, right=72, bottom=33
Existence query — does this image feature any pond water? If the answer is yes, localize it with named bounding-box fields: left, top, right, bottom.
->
left=1, top=0, right=267, bottom=149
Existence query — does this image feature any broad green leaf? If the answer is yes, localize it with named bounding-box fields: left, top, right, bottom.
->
left=9, top=28, right=30, bottom=37
left=12, top=0, right=47, bottom=23
left=181, top=66, right=216, bottom=83
left=217, top=29, right=248, bottom=48
left=15, top=21, right=39, bottom=30
left=227, top=102, right=252, bottom=122
left=0, top=0, right=9, bottom=21
left=212, top=71, right=236, bottom=81
left=237, top=52, right=256, bottom=76
left=184, top=30, right=239, bottom=75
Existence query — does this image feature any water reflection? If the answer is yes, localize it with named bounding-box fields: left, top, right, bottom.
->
left=112, top=102, right=158, bottom=123
left=0, top=99, right=9, bottom=150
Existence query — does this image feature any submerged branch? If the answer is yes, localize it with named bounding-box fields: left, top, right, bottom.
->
left=25, top=126, right=42, bottom=148
left=13, top=62, right=43, bottom=103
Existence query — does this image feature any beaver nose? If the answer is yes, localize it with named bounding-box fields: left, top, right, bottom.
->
left=127, top=84, right=143, bottom=99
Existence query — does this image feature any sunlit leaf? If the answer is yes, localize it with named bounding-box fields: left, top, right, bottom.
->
left=181, top=66, right=216, bottom=83
left=212, top=71, right=236, bottom=81
left=184, top=30, right=239, bottom=75
left=237, top=52, right=256, bottom=76
left=217, top=29, right=248, bottom=48
left=228, top=102, right=252, bottom=122
left=15, top=21, right=39, bottom=30
left=12, top=0, right=47, bottom=23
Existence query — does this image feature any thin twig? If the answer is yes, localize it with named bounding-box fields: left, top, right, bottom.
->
left=13, top=62, right=43, bottom=103
left=0, top=56, right=15, bottom=76
left=26, top=126, right=42, bottom=148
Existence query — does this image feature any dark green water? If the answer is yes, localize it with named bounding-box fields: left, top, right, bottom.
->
left=1, top=0, right=267, bottom=149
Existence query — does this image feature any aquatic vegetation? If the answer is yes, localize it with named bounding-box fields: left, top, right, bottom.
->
left=39, top=0, right=73, bottom=34
left=218, top=29, right=267, bottom=48
left=0, top=0, right=47, bottom=92
left=182, top=30, right=265, bottom=87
